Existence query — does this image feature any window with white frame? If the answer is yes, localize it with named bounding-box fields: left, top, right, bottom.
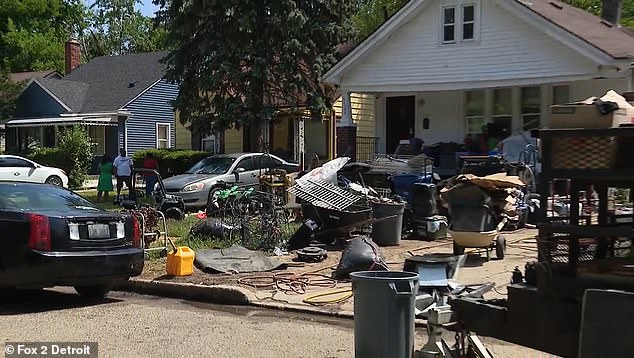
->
left=156, top=123, right=170, bottom=149
left=466, top=90, right=485, bottom=134
left=521, top=87, right=541, bottom=130
left=442, top=1, right=478, bottom=44
left=462, top=4, right=475, bottom=40
left=88, top=126, right=106, bottom=155
left=442, top=7, right=457, bottom=43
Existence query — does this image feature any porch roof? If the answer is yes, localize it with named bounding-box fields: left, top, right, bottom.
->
left=5, top=116, right=118, bottom=128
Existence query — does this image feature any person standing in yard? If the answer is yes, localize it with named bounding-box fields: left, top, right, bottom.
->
left=113, top=148, right=133, bottom=201
left=143, top=152, right=159, bottom=198
left=96, top=154, right=114, bottom=202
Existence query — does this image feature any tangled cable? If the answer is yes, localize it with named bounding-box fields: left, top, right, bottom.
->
left=238, top=272, right=339, bottom=295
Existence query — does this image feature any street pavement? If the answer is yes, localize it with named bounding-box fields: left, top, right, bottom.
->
left=1, top=288, right=353, bottom=358
left=0, top=288, right=554, bottom=358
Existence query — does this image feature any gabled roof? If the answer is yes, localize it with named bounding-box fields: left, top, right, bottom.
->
left=36, top=78, right=89, bottom=112
left=323, top=0, right=634, bottom=83
left=64, top=51, right=168, bottom=112
left=31, top=51, right=169, bottom=113
left=517, top=0, right=634, bottom=60
left=9, top=70, right=62, bottom=83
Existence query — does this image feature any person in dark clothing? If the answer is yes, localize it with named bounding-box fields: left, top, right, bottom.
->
left=143, top=153, right=159, bottom=198
left=408, top=129, right=423, bottom=155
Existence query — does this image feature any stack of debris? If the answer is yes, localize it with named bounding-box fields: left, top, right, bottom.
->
left=440, top=173, right=526, bottom=227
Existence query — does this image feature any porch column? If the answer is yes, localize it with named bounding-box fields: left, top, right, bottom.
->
left=336, top=91, right=357, bottom=160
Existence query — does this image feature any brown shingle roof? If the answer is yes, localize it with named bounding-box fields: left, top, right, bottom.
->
left=9, top=70, right=62, bottom=83
left=517, top=0, right=634, bottom=59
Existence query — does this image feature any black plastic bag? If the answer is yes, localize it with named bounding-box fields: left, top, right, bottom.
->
left=190, top=218, right=237, bottom=239
left=333, top=236, right=388, bottom=279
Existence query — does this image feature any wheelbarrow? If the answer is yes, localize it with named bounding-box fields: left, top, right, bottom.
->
left=448, top=205, right=507, bottom=260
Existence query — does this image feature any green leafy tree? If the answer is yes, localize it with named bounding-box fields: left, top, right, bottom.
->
left=352, top=0, right=407, bottom=39
left=57, top=126, right=93, bottom=189
left=156, top=0, right=355, bottom=151
left=81, top=0, right=166, bottom=58
left=0, top=69, right=24, bottom=120
left=0, top=0, right=88, bottom=72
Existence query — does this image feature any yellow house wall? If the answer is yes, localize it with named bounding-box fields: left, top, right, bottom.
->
left=173, top=111, right=192, bottom=150
left=333, top=93, right=376, bottom=138
left=224, top=127, right=243, bottom=153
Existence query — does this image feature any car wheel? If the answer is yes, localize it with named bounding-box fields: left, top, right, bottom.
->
left=45, top=175, right=64, bottom=186
left=74, top=282, right=113, bottom=299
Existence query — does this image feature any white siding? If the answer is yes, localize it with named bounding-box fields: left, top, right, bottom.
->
left=342, top=1, right=598, bottom=90
left=569, top=78, right=630, bottom=102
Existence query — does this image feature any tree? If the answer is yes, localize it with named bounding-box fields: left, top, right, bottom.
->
left=352, top=0, right=407, bottom=39
left=156, top=0, right=355, bottom=151
left=0, top=69, right=24, bottom=120
left=0, top=0, right=88, bottom=72
left=81, top=0, right=166, bottom=58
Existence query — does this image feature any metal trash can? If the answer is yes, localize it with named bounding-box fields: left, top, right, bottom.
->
left=371, top=201, right=405, bottom=246
left=351, top=271, right=420, bottom=358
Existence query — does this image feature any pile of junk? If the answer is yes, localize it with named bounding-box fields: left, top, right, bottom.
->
left=286, top=157, right=437, bottom=253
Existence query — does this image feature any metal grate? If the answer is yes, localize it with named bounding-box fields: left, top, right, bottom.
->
left=550, top=136, right=616, bottom=170
left=289, top=178, right=361, bottom=211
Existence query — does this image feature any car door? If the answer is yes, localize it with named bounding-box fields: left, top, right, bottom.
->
left=233, top=156, right=259, bottom=186
left=0, top=158, right=35, bottom=182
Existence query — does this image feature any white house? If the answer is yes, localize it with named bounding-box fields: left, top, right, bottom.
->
left=324, top=0, right=634, bottom=156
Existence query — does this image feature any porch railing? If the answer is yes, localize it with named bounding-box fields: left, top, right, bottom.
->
left=356, top=136, right=378, bottom=162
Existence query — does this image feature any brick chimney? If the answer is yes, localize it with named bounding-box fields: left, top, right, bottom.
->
left=601, top=0, right=622, bottom=25
left=64, top=38, right=81, bottom=75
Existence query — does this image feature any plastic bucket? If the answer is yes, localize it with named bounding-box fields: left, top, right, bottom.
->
left=351, top=271, right=420, bottom=358
left=371, top=201, right=405, bottom=246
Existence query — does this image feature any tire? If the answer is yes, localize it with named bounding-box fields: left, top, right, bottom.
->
left=74, top=282, right=113, bottom=299
left=164, top=207, right=184, bottom=221
left=45, top=175, right=63, bottom=186
left=453, top=242, right=465, bottom=255
left=496, top=235, right=507, bottom=260
left=205, top=187, right=222, bottom=217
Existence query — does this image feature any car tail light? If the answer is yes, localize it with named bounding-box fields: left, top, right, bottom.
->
left=132, top=216, right=141, bottom=248
left=28, top=214, right=51, bottom=251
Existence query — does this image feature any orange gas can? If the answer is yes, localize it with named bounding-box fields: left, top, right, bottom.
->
left=166, top=239, right=195, bottom=276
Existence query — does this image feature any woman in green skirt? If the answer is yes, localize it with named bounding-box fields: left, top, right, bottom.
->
left=97, top=154, right=114, bottom=202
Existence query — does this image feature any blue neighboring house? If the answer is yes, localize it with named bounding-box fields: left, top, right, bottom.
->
left=5, top=49, right=178, bottom=172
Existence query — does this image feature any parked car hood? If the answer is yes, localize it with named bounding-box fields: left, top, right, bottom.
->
left=162, top=173, right=220, bottom=190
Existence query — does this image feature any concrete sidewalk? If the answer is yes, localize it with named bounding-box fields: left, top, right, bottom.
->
left=116, top=229, right=539, bottom=317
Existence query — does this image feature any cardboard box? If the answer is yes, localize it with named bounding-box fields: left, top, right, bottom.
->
left=548, top=90, right=634, bottom=129
left=549, top=104, right=634, bottom=129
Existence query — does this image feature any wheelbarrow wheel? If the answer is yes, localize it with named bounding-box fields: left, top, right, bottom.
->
left=495, top=235, right=507, bottom=260
left=453, top=242, right=465, bottom=255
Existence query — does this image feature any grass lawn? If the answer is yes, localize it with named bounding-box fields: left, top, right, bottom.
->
left=75, top=189, right=299, bottom=262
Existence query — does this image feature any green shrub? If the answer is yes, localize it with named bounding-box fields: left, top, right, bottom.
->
left=30, top=147, right=68, bottom=173
left=133, top=149, right=209, bottom=178
left=29, top=127, right=92, bottom=189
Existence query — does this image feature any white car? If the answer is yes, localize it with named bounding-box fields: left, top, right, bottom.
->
left=0, top=155, right=69, bottom=187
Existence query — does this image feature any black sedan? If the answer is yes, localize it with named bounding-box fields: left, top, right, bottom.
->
left=0, top=182, right=144, bottom=298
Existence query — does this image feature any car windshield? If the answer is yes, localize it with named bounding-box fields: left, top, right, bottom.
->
left=0, top=183, right=103, bottom=212
left=185, top=157, right=236, bottom=175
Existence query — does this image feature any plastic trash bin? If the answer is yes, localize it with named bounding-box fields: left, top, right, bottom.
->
left=351, top=271, right=420, bottom=358
left=371, top=201, right=405, bottom=246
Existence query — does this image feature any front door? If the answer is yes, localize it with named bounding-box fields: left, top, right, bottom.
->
left=386, top=96, right=415, bottom=155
